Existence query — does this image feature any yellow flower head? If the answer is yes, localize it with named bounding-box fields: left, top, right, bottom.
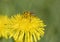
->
left=9, top=11, right=46, bottom=42
left=0, top=16, right=9, bottom=39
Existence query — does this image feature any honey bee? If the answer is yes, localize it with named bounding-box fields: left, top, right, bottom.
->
left=23, top=11, right=35, bottom=22
left=23, top=11, right=34, bottom=17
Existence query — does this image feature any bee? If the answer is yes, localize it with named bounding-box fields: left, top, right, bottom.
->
left=23, top=11, right=35, bottom=22
left=23, top=11, right=34, bottom=17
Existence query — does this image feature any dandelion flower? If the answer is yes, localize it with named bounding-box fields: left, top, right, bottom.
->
left=9, top=12, right=46, bottom=42
left=0, top=16, right=9, bottom=39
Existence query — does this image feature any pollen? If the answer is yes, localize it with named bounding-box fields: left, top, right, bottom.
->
left=9, top=12, right=46, bottom=42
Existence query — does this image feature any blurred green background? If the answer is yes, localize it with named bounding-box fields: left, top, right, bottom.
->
left=0, top=0, right=60, bottom=42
